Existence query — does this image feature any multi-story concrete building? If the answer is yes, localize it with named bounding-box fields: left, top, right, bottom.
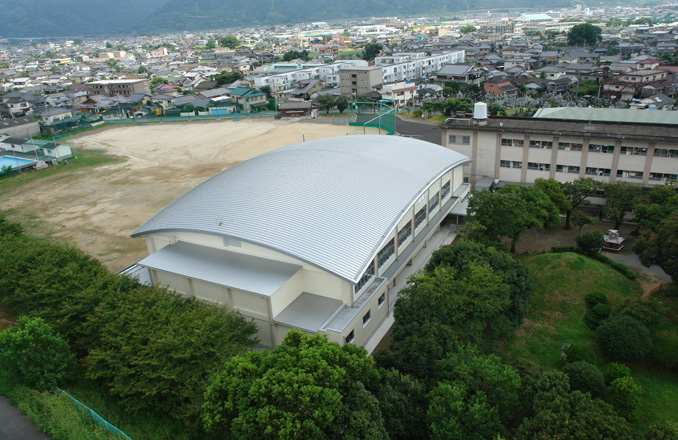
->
left=339, top=66, right=384, bottom=96
left=440, top=105, right=678, bottom=188
left=127, top=136, right=470, bottom=352
left=85, top=79, right=150, bottom=97
left=375, top=51, right=466, bottom=83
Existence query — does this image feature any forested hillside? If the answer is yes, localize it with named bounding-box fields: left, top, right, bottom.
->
left=0, top=0, right=168, bottom=38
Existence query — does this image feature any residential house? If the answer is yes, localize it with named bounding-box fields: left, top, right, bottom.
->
left=227, top=87, right=267, bottom=112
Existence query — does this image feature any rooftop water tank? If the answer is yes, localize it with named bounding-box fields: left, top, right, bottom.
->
left=473, top=102, right=488, bottom=120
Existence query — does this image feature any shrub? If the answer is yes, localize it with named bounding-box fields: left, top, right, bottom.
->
left=562, top=343, right=598, bottom=365
left=604, top=362, right=631, bottom=386
left=607, top=376, right=642, bottom=421
left=587, top=252, right=637, bottom=280
left=562, top=361, right=606, bottom=399
left=576, top=230, right=605, bottom=254
left=0, top=316, right=75, bottom=391
left=595, top=315, right=652, bottom=361
left=551, top=246, right=577, bottom=253
left=412, top=109, right=423, bottom=118
left=585, top=303, right=612, bottom=330
left=585, top=290, right=608, bottom=309
left=645, top=421, right=678, bottom=440
left=615, top=298, right=662, bottom=326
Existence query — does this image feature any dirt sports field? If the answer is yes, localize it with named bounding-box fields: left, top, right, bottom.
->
left=1, top=119, right=382, bottom=272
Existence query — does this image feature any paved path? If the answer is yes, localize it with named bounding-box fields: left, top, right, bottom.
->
left=0, top=397, right=52, bottom=440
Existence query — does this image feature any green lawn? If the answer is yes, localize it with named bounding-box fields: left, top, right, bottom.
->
left=0, top=150, right=121, bottom=192
left=506, top=252, right=678, bottom=431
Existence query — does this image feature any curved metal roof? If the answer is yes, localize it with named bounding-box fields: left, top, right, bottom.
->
left=132, top=135, right=470, bottom=283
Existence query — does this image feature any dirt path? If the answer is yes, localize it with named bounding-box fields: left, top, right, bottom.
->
left=1, top=119, right=381, bottom=272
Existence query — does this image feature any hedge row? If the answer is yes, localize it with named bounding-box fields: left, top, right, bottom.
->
left=0, top=216, right=258, bottom=431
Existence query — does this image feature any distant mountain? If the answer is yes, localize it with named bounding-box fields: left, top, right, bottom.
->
left=0, top=0, right=169, bottom=38
left=138, top=0, right=573, bottom=33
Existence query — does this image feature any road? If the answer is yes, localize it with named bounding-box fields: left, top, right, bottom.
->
left=395, top=116, right=442, bottom=145
left=0, top=397, right=52, bottom=440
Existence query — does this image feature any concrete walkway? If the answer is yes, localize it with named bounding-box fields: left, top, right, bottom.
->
left=0, top=397, right=52, bottom=440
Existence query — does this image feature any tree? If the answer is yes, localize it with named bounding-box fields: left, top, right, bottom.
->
left=465, top=185, right=560, bottom=253
left=283, top=50, right=310, bottom=62
left=388, top=264, right=511, bottom=379
left=425, top=239, right=533, bottom=328
left=315, top=94, right=336, bottom=114
left=607, top=17, right=624, bottom=27
left=259, top=85, right=272, bottom=97
left=182, top=103, right=195, bottom=112
left=575, top=230, right=605, bottom=254
left=361, top=43, right=382, bottom=62
left=567, top=23, right=603, bottom=46
left=377, top=370, right=428, bottom=440
left=335, top=96, right=349, bottom=113
left=219, top=35, right=241, bottom=49
left=633, top=210, right=678, bottom=281
left=488, top=103, right=508, bottom=116
left=561, top=361, right=606, bottom=399
left=633, top=183, right=678, bottom=232
left=215, top=70, right=244, bottom=85
left=138, top=66, right=148, bottom=74
left=517, top=371, right=631, bottom=439
left=202, top=330, right=387, bottom=439
left=443, top=98, right=472, bottom=116
left=535, top=178, right=571, bottom=217
left=571, top=209, right=597, bottom=233
left=604, top=181, right=642, bottom=230
left=84, top=285, right=258, bottom=424
left=562, top=178, right=600, bottom=229
left=608, top=376, right=642, bottom=420
left=460, top=25, right=477, bottom=34
left=430, top=345, right=522, bottom=438
left=0, top=316, right=75, bottom=391
left=595, top=315, right=652, bottom=361
left=205, top=39, right=216, bottom=50
left=150, top=76, right=169, bottom=87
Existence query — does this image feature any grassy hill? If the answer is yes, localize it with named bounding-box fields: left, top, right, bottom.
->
left=506, top=252, right=678, bottom=431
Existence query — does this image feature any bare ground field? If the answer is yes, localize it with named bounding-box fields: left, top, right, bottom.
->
left=1, top=119, right=381, bottom=272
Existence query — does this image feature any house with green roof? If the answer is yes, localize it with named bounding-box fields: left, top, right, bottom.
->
left=227, top=87, right=267, bottom=113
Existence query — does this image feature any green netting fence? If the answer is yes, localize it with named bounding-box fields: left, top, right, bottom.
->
left=56, top=388, right=132, bottom=440
left=348, top=101, right=396, bottom=135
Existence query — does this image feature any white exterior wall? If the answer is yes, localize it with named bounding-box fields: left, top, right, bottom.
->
left=139, top=162, right=469, bottom=351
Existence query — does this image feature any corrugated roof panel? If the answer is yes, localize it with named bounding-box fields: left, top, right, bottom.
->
left=273, top=292, right=344, bottom=332
left=132, top=135, right=470, bottom=283
left=138, top=241, right=301, bottom=296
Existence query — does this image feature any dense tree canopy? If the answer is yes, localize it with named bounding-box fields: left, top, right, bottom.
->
left=425, top=239, right=533, bottom=328
left=388, top=264, right=511, bottom=379
left=567, top=23, right=603, bottom=46
left=633, top=210, right=678, bottom=281
left=202, top=330, right=386, bottom=440
left=219, top=34, right=241, bottom=49
left=517, top=371, right=631, bottom=439
left=0, top=316, right=75, bottom=391
left=282, top=50, right=310, bottom=61
left=361, top=43, right=382, bottom=61
left=465, top=185, right=559, bottom=252
left=430, top=345, right=522, bottom=439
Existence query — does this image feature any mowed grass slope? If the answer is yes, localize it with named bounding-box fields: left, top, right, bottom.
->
left=506, top=252, right=678, bottom=430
